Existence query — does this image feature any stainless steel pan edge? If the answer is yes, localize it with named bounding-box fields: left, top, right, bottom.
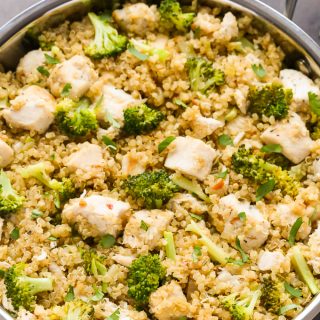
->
left=0, top=0, right=320, bottom=319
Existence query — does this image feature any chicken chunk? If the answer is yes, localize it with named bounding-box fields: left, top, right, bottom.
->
left=16, top=49, right=47, bottom=83
left=214, top=12, right=239, bottom=42
left=306, top=223, right=320, bottom=274
left=261, top=112, right=313, bottom=164
left=64, top=142, right=105, bottom=174
left=123, top=209, right=174, bottom=250
left=215, top=269, right=241, bottom=293
left=48, top=55, right=98, bottom=99
left=168, top=194, right=208, bottom=215
left=280, top=69, right=320, bottom=105
left=95, top=85, right=139, bottom=125
left=257, top=251, right=286, bottom=272
left=192, top=12, right=219, bottom=35
left=164, top=136, right=218, bottom=180
left=62, top=195, right=131, bottom=238
left=214, top=194, right=270, bottom=251
left=122, top=151, right=147, bottom=176
left=0, top=140, right=14, bottom=168
left=149, top=281, right=192, bottom=320
left=113, top=3, right=159, bottom=36
left=3, top=86, right=55, bottom=134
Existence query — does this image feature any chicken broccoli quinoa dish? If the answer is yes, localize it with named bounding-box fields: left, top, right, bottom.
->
left=1, top=0, right=320, bottom=319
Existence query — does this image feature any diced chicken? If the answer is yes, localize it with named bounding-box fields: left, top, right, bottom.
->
left=271, top=203, right=311, bottom=240
left=216, top=194, right=270, bottom=250
left=16, top=49, right=47, bottom=82
left=123, top=209, right=174, bottom=250
left=48, top=55, right=98, bottom=99
left=192, top=12, right=218, bottom=34
left=280, top=69, right=320, bottom=105
left=191, top=115, right=224, bottom=139
left=164, top=136, right=218, bottom=181
left=306, top=223, right=320, bottom=274
left=234, top=87, right=249, bottom=114
left=168, top=194, right=208, bottom=215
left=0, top=140, right=14, bottom=168
left=62, top=195, right=131, bottom=238
left=122, top=152, right=147, bottom=176
left=95, top=85, right=139, bottom=125
left=214, top=12, right=239, bottom=42
left=113, top=3, right=159, bottom=36
left=16, top=310, right=36, bottom=320
left=261, top=113, right=313, bottom=164
left=257, top=251, right=285, bottom=272
left=64, top=142, right=105, bottom=173
left=215, top=269, right=241, bottom=292
left=3, top=86, right=56, bottom=134
left=312, top=158, right=320, bottom=181
left=149, top=281, right=192, bottom=320
left=112, top=254, right=136, bottom=267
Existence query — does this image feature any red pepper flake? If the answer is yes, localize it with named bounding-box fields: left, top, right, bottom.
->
left=106, top=203, right=113, bottom=210
left=212, top=179, right=224, bottom=190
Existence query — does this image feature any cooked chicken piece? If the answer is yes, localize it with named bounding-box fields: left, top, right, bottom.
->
left=48, top=55, right=98, bottom=99
left=62, top=195, right=131, bottom=239
left=257, top=251, right=285, bottom=272
left=121, top=152, right=147, bottom=176
left=123, top=209, right=174, bottom=250
left=191, top=115, right=224, bottom=139
left=215, top=12, right=239, bottom=42
left=64, top=142, right=105, bottom=173
left=216, top=194, right=270, bottom=251
left=16, top=49, right=47, bottom=82
left=192, top=11, right=219, bottom=34
left=3, top=86, right=55, bottom=134
left=280, top=69, right=320, bottom=105
left=168, top=193, right=208, bottom=215
left=113, top=3, right=159, bottom=36
left=164, top=136, right=218, bottom=180
left=0, top=140, right=14, bottom=168
left=149, top=281, right=192, bottom=320
left=261, top=112, right=313, bottom=164
left=306, top=223, right=320, bottom=274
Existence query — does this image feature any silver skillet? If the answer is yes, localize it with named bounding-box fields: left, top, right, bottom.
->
left=0, top=0, right=319, bottom=319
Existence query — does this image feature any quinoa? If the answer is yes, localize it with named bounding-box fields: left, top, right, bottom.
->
left=0, top=1, right=319, bottom=320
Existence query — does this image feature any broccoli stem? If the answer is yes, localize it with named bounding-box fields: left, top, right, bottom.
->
left=91, top=259, right=107, bottom=277
left=18, top=276, right=53, bottom=295
left=171, top=173, right=210, bottom=203
left=164, top=231, right=176, bottom=261
left=247, top=290, right=261, bottom=314
left=0, top=171, right=14, bottom=196
left=291, top=246, right=320, bottom=295
left=186, top=221, right=228, bottom=265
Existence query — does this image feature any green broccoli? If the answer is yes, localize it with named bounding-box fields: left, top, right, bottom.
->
left=231, top=146, right=300, bottom=197
left=222, top=289, right=261, bottom=320
left=0, top=170, right=24, bottom=216
left=291, top=246, right=320, bottom=295
left=307, top=92, right=320, bottom=140
left=19, top=162, right=76, bottom=204
left=186, top=57, right=225, bottom=95
left=129, top=39, right=169, bottom=62
left=61, top=299, right=94, bottom=320
left=186, top=220, right=228, bottom=265
left=123, top=170, right=179, bottom=209
left=4, top=263, right=53, bottom=310
left=123, top=104, right=164, bottom=135
left=81, top=249, right=107, bottom=278
left=85, top=12, right=127, bottom=59
left=248, top=83, right=292, bottom=119
left=264, top=153, right=292, bottom=170
left=159, top=0, right=195, bottom=32
left=260, top=276, right=282, bottom=313
left=127, top=254, right=166, bottom=304
left=55, top=98, right=98, bottom=137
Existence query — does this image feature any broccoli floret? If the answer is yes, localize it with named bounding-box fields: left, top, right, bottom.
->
left=186, top=220, right=228, bottom=265
left=260, top=276, right=282, bottom=313
left=0, top=170, right=24, bottom=216
left=248, top=83, right=292, bottom=119
left=4, top=263, right=53, bottom=311
left=231, top=146, right=300, bottom=197
left=222, top=289, right=261, bottom=320
left=129, top=39, right=169, bottom=62
left=20, top=162, right=76, bottom=204
left=264, top=153, right=292, bottom=170
left=127, top=254, right=166, bottom=305
left=62, top=299, right=94, bottom=320
left=186, top=57, right=225, bottom=95
left=85, top=12, right=127, bottom=59
left=55, top=98, right=98, bottom=137
left=291, top=246, right=320, bottom=295
left=159, top=0, right=195, bottom=32
left=123, top=104, right=164, bottom=135
left=81, top=249, right=107, bottom=277
left=123, top=170, right=179, bottom=209
left=307, top=112, right=320, bottom=140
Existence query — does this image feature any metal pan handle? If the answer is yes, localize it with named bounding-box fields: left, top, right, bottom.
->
left=284, top=0, right=297, bottom=20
